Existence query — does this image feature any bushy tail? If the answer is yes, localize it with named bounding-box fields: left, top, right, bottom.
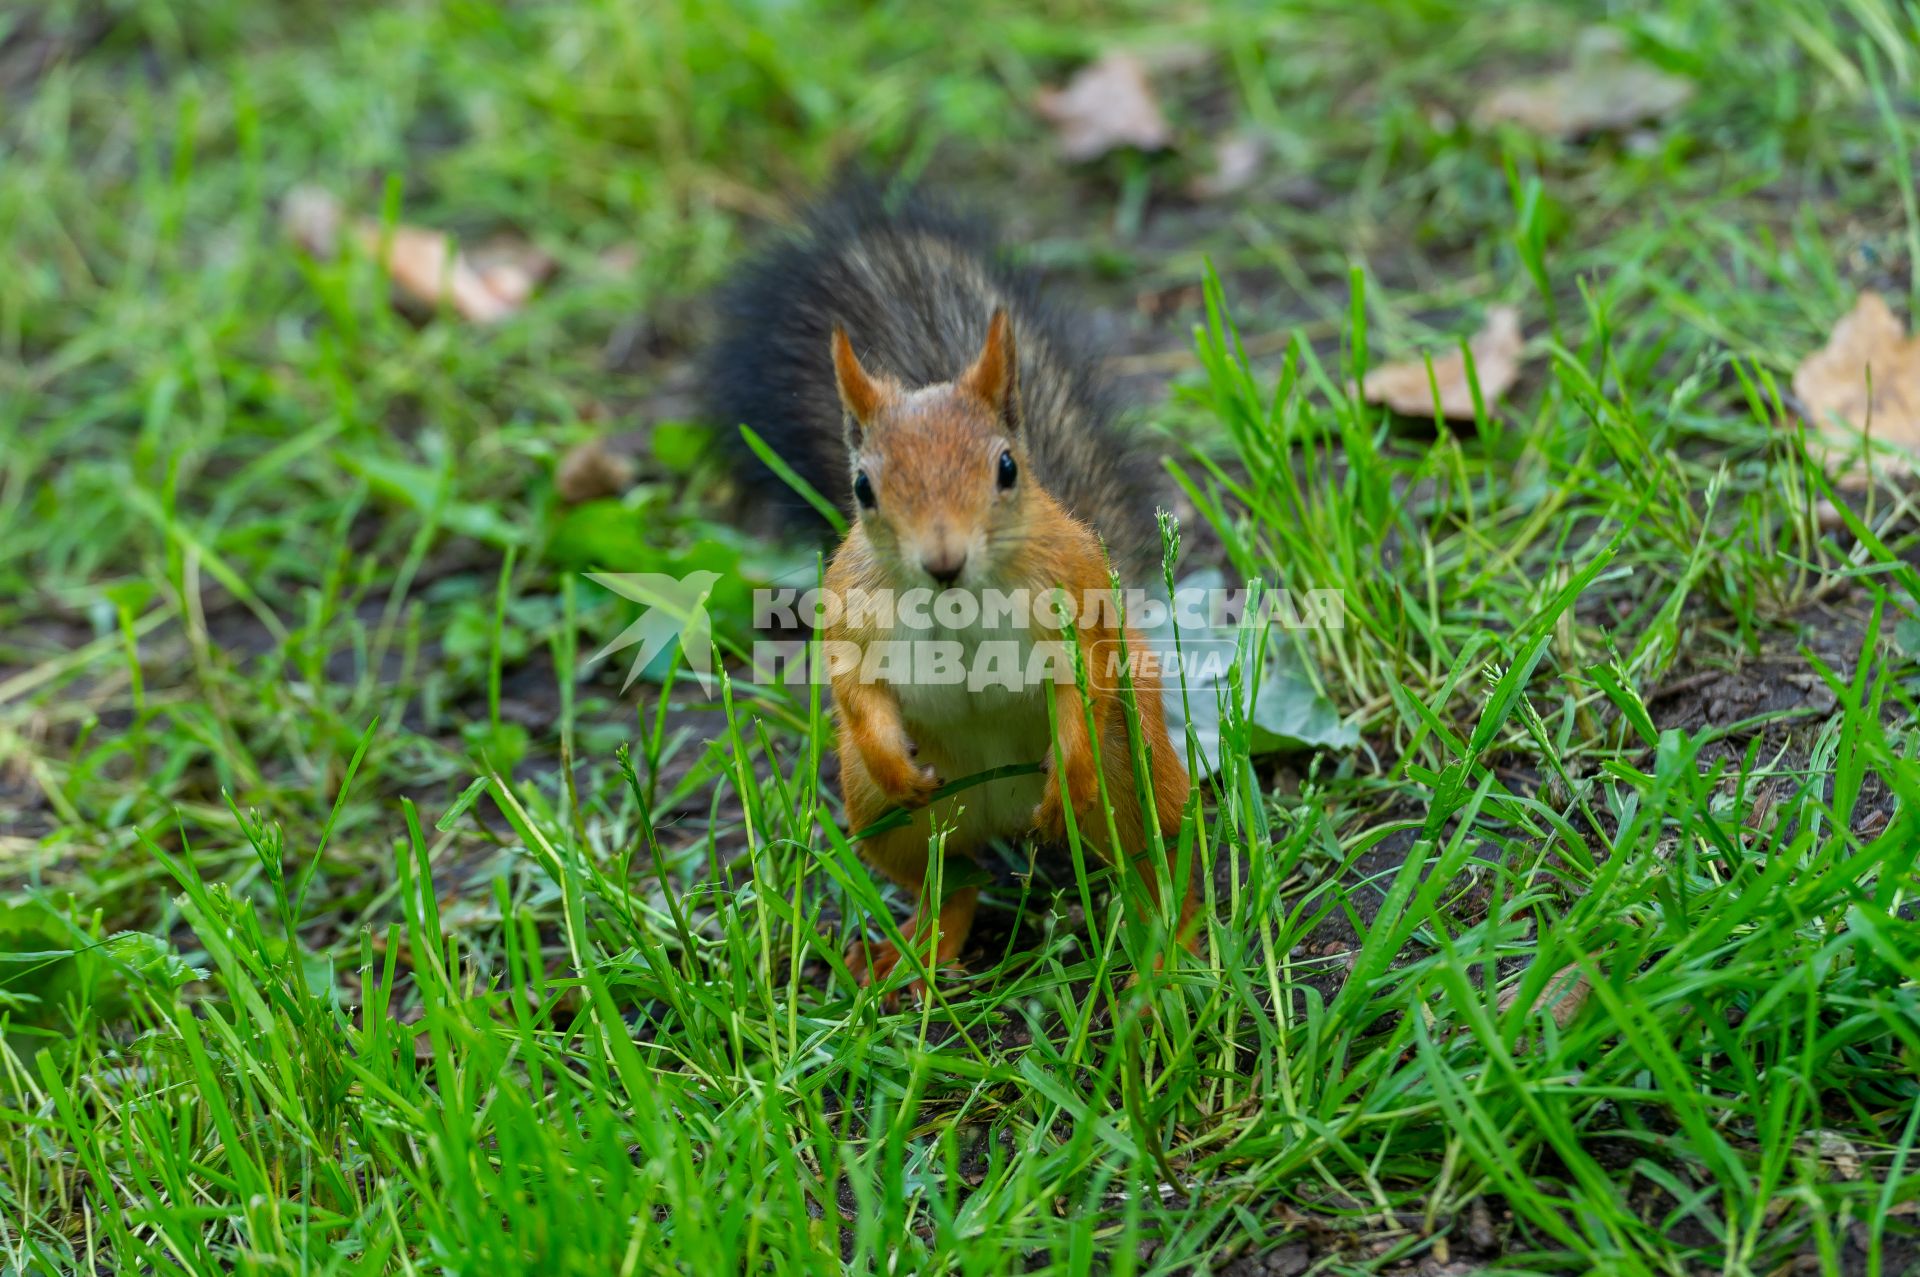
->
left=701, top=182, right=1165, bottom=579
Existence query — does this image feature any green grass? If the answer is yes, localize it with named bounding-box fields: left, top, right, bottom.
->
left=4, top=0, right=1920, bottom=1272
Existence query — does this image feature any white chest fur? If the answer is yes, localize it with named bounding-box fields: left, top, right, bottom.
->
left=873, top=597, right=1055, bottom=837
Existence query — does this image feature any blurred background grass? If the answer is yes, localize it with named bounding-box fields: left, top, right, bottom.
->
left=4, top=1, right=1920, bottom=1272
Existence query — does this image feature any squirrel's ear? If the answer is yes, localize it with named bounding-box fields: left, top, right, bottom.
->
left=831, top=326, right=885, bottom=435
left=961, top=307, right=1020, bottom=431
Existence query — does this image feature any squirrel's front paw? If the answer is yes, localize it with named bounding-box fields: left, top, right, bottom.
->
left=877, top=759, right=943, bottom=809
left=1030, top=785, right=1068, bottom=841
left=846, top=937, right=961, bottom=1007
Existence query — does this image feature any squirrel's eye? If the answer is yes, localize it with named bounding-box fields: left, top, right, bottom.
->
left=996, top=449, right=1018, bottom=491
left=853, top=470, right=876, bottom=509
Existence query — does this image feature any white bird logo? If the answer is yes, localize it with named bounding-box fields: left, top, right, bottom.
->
left=586, top=570, right=722, bottom=694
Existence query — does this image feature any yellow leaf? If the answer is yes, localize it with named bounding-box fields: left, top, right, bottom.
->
left=282, top=185, right=549, bottom=324
left=1792, top=291, right=1920, bottom=487
left=1361, top=306, right=1524, bottom=421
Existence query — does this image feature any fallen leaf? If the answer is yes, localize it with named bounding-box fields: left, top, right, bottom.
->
left=1475, top=31, right=1693, bottom=138
left=1190, top=132, right=1263, bottom=199
left=1792, top=291, right=1920, bottom=485
left=1036, top=52, right=1172, bottom=162
left=1497, top=962, right=1591, bottom=1029
left=468, top=238, right=556, bottom=309
left=1799, top=1130, right=1863, bottom=1181
left=555, top=438, right=637, bottom=505
left=353, top=221, right=520, bottom=324
left=281, top=185, right=546, bottom=324
left=1361, top=306, right=1524, bottom=420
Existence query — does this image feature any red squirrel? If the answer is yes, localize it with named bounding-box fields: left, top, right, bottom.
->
left=706, top=186, right=1200, bottom=994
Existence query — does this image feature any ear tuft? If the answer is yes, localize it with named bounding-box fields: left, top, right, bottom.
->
left=961, top=307, right=1019, bottom=430
left=832, top=327, right=886, bottom=433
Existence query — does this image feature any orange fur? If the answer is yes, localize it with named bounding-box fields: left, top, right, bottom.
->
left=831, top=326, right=894, bottom=427
left=825, top=315, right=1199, bottom=999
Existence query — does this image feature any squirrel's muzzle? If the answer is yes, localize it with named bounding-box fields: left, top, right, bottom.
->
left=922, top=550, right=967, bottom=586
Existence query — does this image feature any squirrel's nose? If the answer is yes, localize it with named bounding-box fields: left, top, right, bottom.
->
left=923, top=552, right=967, bottom=586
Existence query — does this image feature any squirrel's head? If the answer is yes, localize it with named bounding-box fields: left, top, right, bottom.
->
left=831, top=308, right=1031, bottom=590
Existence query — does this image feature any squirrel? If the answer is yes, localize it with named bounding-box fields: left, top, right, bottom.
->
left=704, top=184, right=1200, bottom=994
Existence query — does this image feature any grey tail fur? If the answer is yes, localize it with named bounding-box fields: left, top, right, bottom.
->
left=701, top=181, right=1166, bottom=580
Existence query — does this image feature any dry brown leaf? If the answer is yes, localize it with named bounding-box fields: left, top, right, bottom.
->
left=1190, top=132, right=1263, bottom=199
left=1475, top=32, right=1692, bottom=137
left=1036, top=52, right=1172, bottom=163
left=281, top=185, right=545, bottom=324
left=1792, top=291, right=1920, bottom=486
left=1799, top=1130, right=1863, bottom=1181
left=353, top=222, right=521, bottom=324
left=1497, top=962, right=1591, bottom=1030
left=555, top=438, right=636, bottom=504
left=1361, top=306, right=1523, bottom=420
left=468, top=238, right=557, bottom=309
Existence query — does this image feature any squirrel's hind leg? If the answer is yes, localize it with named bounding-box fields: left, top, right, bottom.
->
left=845, top=875, right=979, bottom=1002
left=840, top=766, right=981, bottom=999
